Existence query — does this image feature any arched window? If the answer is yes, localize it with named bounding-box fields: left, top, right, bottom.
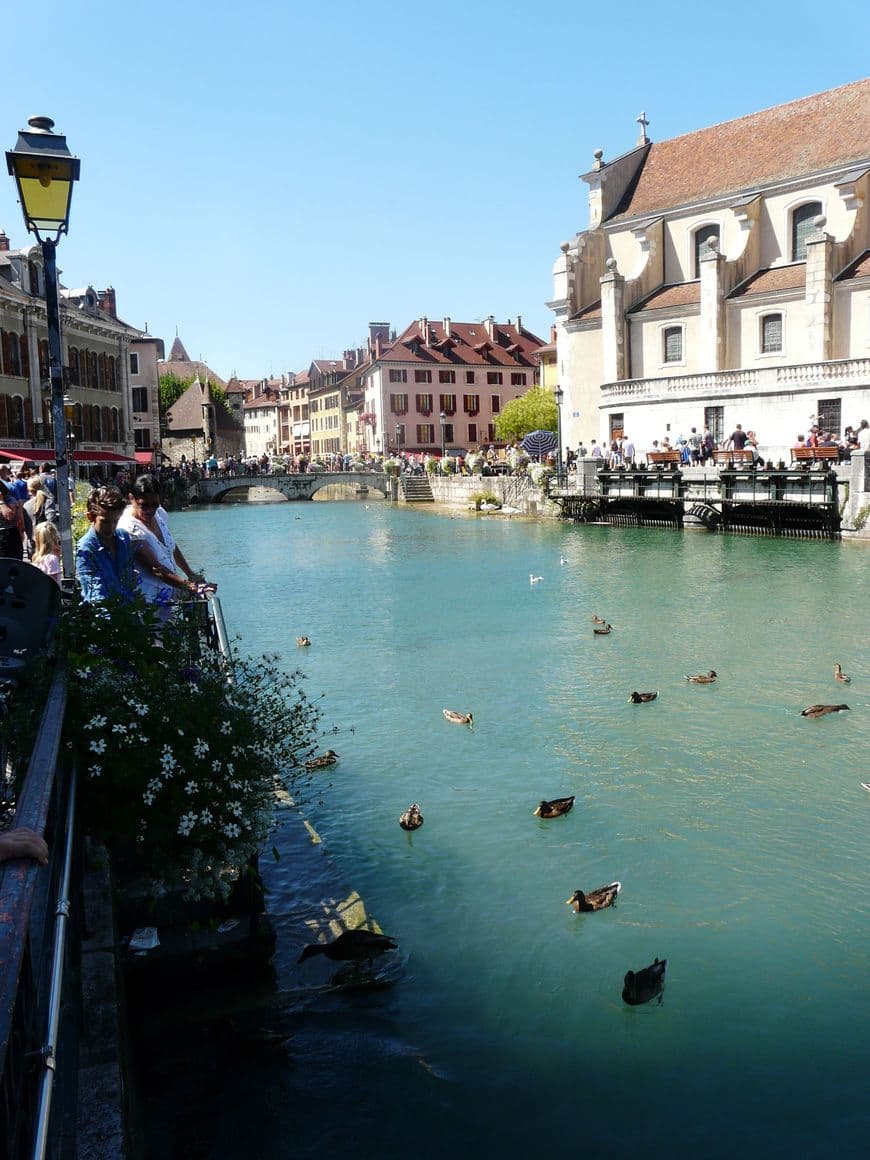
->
left=9, top=395, right=25, bottom=438
left=110, top=408, right=120, bottom=442
left=694, top=225, right=720, bottom=277
left=38, top=339, right=49, bottom=380
left=792, top=201, right=822, bottom=261
left=28, top=260, right=41, bottom=296
left=92, top=405, right=102, bottom=441
left=18, top=335, right=29, bottom=379
left=68, top=347, right=80, bottom=385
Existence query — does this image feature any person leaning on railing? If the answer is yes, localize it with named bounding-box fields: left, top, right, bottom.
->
left=0, top=828, right=48, bottom=865
left=75, top=486, right=139, bottom=603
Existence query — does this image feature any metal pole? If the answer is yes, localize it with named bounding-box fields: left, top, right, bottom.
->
left=42, top=239, right=74, bottom=582
left=556, top=400, right=563, bottom=476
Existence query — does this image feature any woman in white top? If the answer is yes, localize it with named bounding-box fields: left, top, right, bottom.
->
left=118, top=475, right=214, bottom=620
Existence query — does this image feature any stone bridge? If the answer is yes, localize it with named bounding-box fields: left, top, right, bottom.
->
left=191, top=471, right=391, bottom=503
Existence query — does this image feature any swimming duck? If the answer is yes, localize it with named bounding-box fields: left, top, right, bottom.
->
left=629, top=691, right=658, bottom=703
left=399, top=803, right=424, bottom=831
left=860, top=782, right=870, bottom=793
left=800, top=704, right=850, bottom=718
left=297, top=928, right=398, bottom=964
left=591, top=615, right=607, bottom=624
left=296, top=636, right=311, bottom=647
left=622, top=957, right=667, bottom=1006
left=305, top=749, right=339, bottom=770
left=593, top=624, right=613, bottom=635
left=834, top=664, right=851, bottom=683
left=566, top=881, right=621, bottom=912
left=685, top=670, right=717, bottom=683
left=529, top=573, right=543, bottom=585
left=443, top=709, right=473, bottom=727
left=534, top=795, right=575, bottom=819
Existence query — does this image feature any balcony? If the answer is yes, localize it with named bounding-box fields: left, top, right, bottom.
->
left=600, top=357, right=870, bottom=404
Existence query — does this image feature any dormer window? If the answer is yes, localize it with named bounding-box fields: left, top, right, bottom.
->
left=791, top=201, right=822, bottom=261
left=693, top=226, right=720, bottom=277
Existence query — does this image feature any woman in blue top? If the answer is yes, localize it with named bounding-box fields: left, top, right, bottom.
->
left=75, top=486, right=138, bottom=603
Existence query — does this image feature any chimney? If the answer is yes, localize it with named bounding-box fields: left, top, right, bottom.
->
left=484, top=315, right=496, bottom=340
left=98, top=286, right=117, bottom=317
left=515, top=314, right=522, bottom=334
left=443, top=316, right=452, bottom=338
left=0, top=231, right=9, bottom=252
left=420, top=315, right=429, bottom=343
left=343, top=348, right=357, bottom=370
left=550, top=324, right=557, bottom=342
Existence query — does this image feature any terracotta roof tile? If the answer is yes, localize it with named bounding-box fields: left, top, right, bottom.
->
left=570, top=300, right=602, bottom=322
left=837, top=249, right=870, bottom=280
left=730, top=264, right=807, bottom=297
left=379, top=319, right=545, bottom=367
left=630, top=283, right=702, bottom=312
left=610, top=78, right=870, bottom=221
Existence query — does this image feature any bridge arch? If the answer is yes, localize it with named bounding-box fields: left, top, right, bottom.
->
left=192, top=472, right=390, bottom=503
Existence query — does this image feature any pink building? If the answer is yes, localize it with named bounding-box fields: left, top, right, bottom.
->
left=362, top=316, right=544, bottom=455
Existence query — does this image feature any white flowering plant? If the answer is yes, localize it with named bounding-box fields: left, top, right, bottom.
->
left=63, top=597, right=323, bottom=900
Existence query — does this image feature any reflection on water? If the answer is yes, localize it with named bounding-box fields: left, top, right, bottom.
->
left=161, top=503, right=869, bottom=1158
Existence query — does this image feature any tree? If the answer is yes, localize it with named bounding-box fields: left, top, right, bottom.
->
left=494, top=386, right=557, bottom=442
left=159, top=374, right=231, bottom=414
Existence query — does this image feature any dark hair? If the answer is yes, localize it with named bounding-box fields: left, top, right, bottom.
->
left=86, top=485, right=125, bottom=515
left=128, top=474, right=161, bottom=501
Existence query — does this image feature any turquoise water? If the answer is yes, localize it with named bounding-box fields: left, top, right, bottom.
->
left=173, top=500, right=869, bottom=1159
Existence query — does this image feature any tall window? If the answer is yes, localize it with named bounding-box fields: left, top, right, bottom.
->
left=416, top=424, right=435, bottom=444
left=442, top=421, right=454, bottom=445
left=491, top=395, right=500, bottom=414
left=792, top=201, right=822, bottom=261
left=134, top=429, right=151, bottom=449
left=389, top=393, right=408, bottom=414
left=663, top=326, right=683, bottom=364
left=609, top=413, right=624, bottom=440
left=465, top=371, right=475, bottom=384
left=760, top=313, right=783, bottom=354
left=439, top=393, right=456, bottom=414
left=468, top=423, right=477, bottom=444
left=694, top=225, right=720, bottom=276
left=463, top=394, right=479, bottom=415
left=510, top=372, right=527, bottom=386
left=416, top=393, right=433, bottom=414
left=704, top=405, right=724, bottom=445
left=132, top=387, right=149, bottom=412
left=817, top=397, right=841, bottom=435
left=129, top=352, right=140, bottom=375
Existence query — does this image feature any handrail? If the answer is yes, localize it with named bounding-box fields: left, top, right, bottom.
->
left=208, top=594, right=233, bottom=665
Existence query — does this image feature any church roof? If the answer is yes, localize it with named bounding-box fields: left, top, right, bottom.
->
left=169, top=335, right=190, bottom=361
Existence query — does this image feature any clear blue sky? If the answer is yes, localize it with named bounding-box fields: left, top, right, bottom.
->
left=3, top=1, right=867, bottom=380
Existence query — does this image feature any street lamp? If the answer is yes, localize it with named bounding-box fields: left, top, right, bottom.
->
left=7, top=116, right=80, bottom=583
left=439, top=410, right=447, bottom=459
left=395, top=423, right=403, bottom=454
left=63, top=394, right=76, bottom=486
left=554, top=386, right=564, bottom=476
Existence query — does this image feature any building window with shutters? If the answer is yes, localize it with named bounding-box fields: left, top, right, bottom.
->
left=662, top=326, right=684, bottom=365
left=509, top=372, right=526, bottom=386
left=791, top=201, right=822, bottom=261
left=465, top=371, right=475, bottom=384
left=132, top=387, right=149, bottom=412
left=388, top=369, right=407, bottom=383
left=463, top=394, right=479, bottom=415
left=491, top=395, right=500, bottom=414
left=438, top=369, right=456, bottom=383
left=416, top=393, right=433, bottom=415
left=389, top=393, right=408, bottom=414
left=416, top=423, right=435, bottom=444
left=439, top=394, right=456, bottom=414
left=414, top=369, right=432, bottom=383
left=468, top=423, right=477, bottom=444
left=759, top=313, right=783, bottom=355
left=486, top=371, right=503, bottom=385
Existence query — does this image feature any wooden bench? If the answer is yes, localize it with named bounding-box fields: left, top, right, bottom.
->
left=647, top=450, right=682, bottom=466
left=791, top=445, right=839, bottom=465
left=712, top=448, right=755, bottom=465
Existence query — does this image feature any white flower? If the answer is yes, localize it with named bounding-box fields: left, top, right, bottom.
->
left=228, top=800, right=242, bottom=816
left=89, top=738, right=107, bottom=755
left=200, top=808, right=213, bottom=825
left=88, top=764, right=102, bottom=778
left=177, top=728, right=185, bottom=737
left=211, top=759, right=222, bottom=773
left=178, top=812, right=197, bottom=836
left=111, top=723, right=128, bottom=734
left=185, top=781, right=197, bottom=795
left=85, top=715, right=107, bottom=731
left=193, top=739, right=209, bottom=759
left=220, top=721, right=232, bottom=735
left=223, top=823, right=241, bottom=839
left=143, top=790, right=155, bottom=806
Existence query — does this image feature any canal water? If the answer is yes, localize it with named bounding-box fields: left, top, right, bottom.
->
left=166, top=498, right=869, bottom=1159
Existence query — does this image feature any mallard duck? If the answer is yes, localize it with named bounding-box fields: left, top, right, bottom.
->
left=622, top=957, right=667, bottom=1006
left=591, top=615, right=606, bottom=624
left=834, top=664, right=851, bottom=683
left=800, top=703, right=850, bottom=718
left=593, top=624, right=613, bottom=635
left=305, top=749, right=339, bottom=770
left=297, top=928, right=397, bottom=964
left=534, top=795, right=575, bottom=819
left=443, top=709, right=473, bottom=727
left=399, top=803, right=423, bottom=831
left=566, top=881, right=621, bottom=912
left=296, top=636, right=311, bottom=647
left=629, top=691, right=658, bottom=703
left=685, top=670, right=717, bottom=683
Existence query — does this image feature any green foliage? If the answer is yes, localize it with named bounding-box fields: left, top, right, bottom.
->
left=159, top=373, right=231, bottom=415
left=62, top=598, right=322, bottom=899
left=494, top=386, right=558, bottom=442
left=853, top=503, right=870, bottom=531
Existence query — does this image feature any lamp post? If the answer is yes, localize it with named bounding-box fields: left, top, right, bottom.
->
left=554, top=386, right=564, bottom=477
left=63, top=394, right=76, bottom=488
left=395, top=423, right=403, bottom=455
left=439, top=410, right=447, bottom=459
left=7, top=116, right=80, bottom=583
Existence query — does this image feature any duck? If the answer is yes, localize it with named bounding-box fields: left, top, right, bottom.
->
left=529, top=573, right=543, bottom=585
left=399, top=803, right=423, bottom=831
left=622, top=957, right=667, bottom=1006
left=685, top=670, right=717, bottom=683
left=534, top=795, right=575, bottom=819
left=296, top=636, right=311, bottom=647
left=629, top=691, right=658, bottom=703
left=860, top=782, right=870, bottom=793
left=800, top=703, right=850, bottom=718
left=443, top=709, right=473, bottom=727
left=305, top=749, right=339, bottom=770
left=834, top=663, right=851, bottom=683
left=566, top=881, right=621, bottom=912
left=591, top=615, right=607, bottom=624
left=297, top=928, right=398, bottom=964
left=593, top=624, right=613, bottom=635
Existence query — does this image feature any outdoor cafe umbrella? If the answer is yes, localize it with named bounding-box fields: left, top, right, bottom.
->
left=521, top=429, right=558, bottom=461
